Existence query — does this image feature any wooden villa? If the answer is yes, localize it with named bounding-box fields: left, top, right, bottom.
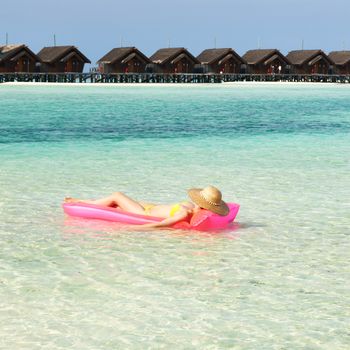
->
left=196, top=48, right=245, bottom=74
left=328, top=51, right=350, bottom=75
left=1, top=42, right=350, bottom=84
left=149, top=48, right=199, bottom=73
left=286, top=50, right=333, bottom=74
left=97, top=47, right=150, bottom=74
left=37, top=46, right=90, bottom=73
left=0, top=44, right=39, bottom=73
left=242, top=49, right=290, bottom=74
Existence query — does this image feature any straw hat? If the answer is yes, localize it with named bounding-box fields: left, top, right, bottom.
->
left=188, top=185, right=229, bottom=216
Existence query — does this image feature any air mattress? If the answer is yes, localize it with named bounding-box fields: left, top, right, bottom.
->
left=63, top=202, right=239, bottom=231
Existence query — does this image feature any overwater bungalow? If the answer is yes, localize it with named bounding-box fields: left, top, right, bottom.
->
left=328, top=51, right=350, bottom=75
left=242, top=49, right=290, bottom=74
left=149, top=48, right=199, bottom=73
left=97, top=47, right=150, bottom=74
left=286, top=50, right=333, bottom=74
left=37, top=46, right=90, bottom=73
left=0, top=44, right=39, bottom=73
left=196, top=48, right=245, bottom=74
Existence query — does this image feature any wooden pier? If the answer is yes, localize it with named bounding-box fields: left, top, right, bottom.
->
left=0, top=72, right=349, bottom=84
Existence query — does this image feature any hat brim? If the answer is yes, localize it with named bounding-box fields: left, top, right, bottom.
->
left=188, top=188, right=229, bottom=216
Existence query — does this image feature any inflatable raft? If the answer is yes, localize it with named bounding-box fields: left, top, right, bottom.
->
left=63, top=202, right=240, bottom=231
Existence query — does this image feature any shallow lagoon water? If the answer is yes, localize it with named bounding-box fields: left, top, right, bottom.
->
left=0, top=83, right=349, bottom=349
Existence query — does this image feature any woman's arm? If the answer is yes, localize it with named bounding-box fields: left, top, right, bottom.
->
left=141, top=210, right=188, bottom=228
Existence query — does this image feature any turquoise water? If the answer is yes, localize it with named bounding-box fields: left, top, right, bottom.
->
left=0, top=83, right=349, bottom=349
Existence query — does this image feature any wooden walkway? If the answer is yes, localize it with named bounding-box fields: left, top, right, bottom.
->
left=0, top=73, right=349, bottom=84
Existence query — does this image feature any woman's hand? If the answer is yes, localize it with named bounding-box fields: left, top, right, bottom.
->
left=140, top=210, right=189, bottom=228
left=139, top=222, right=160, bottom=228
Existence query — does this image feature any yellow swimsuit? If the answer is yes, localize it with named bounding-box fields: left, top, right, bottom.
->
left=144, top=202, right=188, bottom=216
left=169, top=202, right=189, bottom=217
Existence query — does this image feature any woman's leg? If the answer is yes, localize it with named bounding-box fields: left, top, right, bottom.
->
left=66, top=192, right=145, bottom=214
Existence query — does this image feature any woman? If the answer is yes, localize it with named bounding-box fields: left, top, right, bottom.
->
left=65, top=185, right=229, bottom=228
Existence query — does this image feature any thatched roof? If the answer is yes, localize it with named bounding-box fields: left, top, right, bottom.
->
left=97, top=47, right=150, bottom=64
left=0, top=44, right=38, bottom=62
left=150, top=48, right=199, bottom=64
left=286, top=50, right=332, bottom=65
left=328, top=51, right=350, bottom=65
left=37, top=46, right=91, bottom=64
left=197, top=48, right=245, bottom=64
left=242, top=49, right=289, bottom=65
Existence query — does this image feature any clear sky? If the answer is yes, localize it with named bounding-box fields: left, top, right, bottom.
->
left=2, top=0, right=349, bottom=68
